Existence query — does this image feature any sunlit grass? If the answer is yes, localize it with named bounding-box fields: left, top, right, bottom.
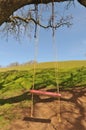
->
left=0, top=60, right=86, bottom=72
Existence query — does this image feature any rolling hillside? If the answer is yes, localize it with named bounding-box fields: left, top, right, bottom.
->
left=0, top=60, right=86, bottom=72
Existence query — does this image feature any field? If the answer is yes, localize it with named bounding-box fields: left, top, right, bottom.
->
left=0, top=60, right=86, bottom=130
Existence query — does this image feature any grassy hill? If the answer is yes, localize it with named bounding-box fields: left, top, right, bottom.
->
left=0, top=60, right=86, bottom=72
left=0, top=60, right=86, bottom=129
left=0, top=60, right=86, bottom=95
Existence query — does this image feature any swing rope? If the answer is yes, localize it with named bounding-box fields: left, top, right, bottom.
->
left=51, top=0, right=61, bottom=122
left=31, top=39, right=38, bottom=117
left=31, top=4, right=39, bottom=117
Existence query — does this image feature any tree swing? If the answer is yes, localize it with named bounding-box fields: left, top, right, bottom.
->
left=29, top=1, right=61, bottom=121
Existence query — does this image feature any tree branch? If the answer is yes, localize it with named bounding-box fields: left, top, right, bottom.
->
left=0, top=0, right=85, bottom=26
left=8, top=15, right=72, bottom=29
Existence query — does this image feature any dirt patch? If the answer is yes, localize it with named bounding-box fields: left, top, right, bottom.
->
left=9, top=87, right=86, bottom=130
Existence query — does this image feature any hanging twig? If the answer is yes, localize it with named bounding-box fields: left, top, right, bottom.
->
left=52, top=0, right=55, bottom=36
left=34, top=4, right=38, bottom=38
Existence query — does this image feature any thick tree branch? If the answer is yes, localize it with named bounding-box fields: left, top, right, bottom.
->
left=0, top=0, right=85, bottom=26
left=78, top=0, right=86, bottom=7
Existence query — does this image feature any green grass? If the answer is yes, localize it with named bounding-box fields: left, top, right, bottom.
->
left=0, top=60, right=86, bottom=129
left=0, top=60, right=86, bottom=72
left=0, top=60, right=86, bottom=96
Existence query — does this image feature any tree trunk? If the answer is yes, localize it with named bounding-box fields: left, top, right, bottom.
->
left=0, top=0, right=86, bottom=26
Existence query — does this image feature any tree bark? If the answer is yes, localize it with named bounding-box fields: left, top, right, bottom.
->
left=0, top=0, right=86, bottom=26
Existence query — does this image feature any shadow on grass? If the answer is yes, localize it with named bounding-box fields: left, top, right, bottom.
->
left=0, top=86, right=86, bottom=130
left=61, top=87, right=86, bottom=130
left=0, top=91, right=31, bottom=105
left=0, top=88, right=57, bottom=105
left=0, top=82, right=4, bottom=90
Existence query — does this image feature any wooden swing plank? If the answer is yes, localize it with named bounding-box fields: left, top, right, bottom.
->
left=29, top=89, right=61, bottom=97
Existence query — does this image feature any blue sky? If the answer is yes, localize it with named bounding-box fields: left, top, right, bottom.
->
left=0, top=1, right=86, bottom=67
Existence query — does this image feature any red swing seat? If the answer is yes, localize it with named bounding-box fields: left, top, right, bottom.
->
left=29, top=89, right=61, bottom=97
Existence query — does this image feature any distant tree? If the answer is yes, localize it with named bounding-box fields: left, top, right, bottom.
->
left=8, top=62, right=20, bottom=67
left=22, top=60, right=38, bottom=65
